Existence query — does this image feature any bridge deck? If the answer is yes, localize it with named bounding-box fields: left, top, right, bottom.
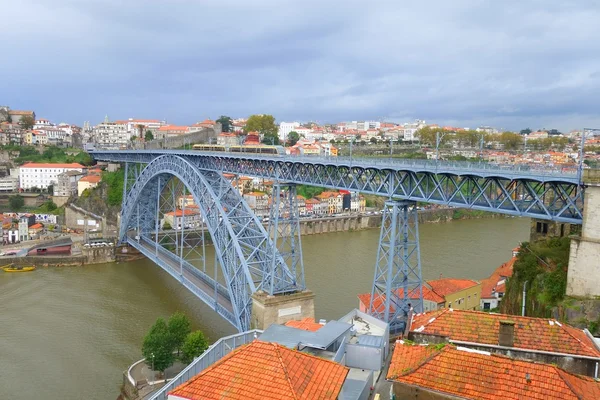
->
left=127, top=234, right=235, bottom=317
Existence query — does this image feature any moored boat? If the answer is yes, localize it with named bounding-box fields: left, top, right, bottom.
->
left=2, top=264, right=36, bottom=272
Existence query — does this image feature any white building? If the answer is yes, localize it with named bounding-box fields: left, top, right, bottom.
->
left=92, top=117, right=129, bottom=149
left=19, top=162, right=84, bottom=190
left=163, top=208, right=202, bottom=229
left=33, top=119, right=54, bottom=129
left=278, top=122, right=300, bottom=141
left=0, top=176, right=18, bottom=192
left=403, top=120, right=426, bottom=141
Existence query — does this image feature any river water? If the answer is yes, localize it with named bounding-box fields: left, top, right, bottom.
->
left=0, top=218, right=530, bottom=399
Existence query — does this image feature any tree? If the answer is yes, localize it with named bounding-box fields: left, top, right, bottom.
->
left=181, top=331, right=209, bottom=363
left=216, top=115, right=233, bottom=133
left=9, top=195, right=24, bottom=211
left=498, top=131, right=523, bottom=150
left=287, top=131, right=300, bottom=146
left=244, top=114, right=279, bottom=145
left=145, top=130, right=154, bottom=141
left=142, top=318, right=176, bottom=374
left=168, top=312, right=191, bottom=355
left=19, top=115, right=35, bottom=130
left=329, top=139, right=336, bottom=144
left=415, top=126, right=448, bottom=147
left=162, top=221, right=172, bottom=230
left=369, top=137, right=378, bottom=144
left=520, top=128, right=532, bottom=135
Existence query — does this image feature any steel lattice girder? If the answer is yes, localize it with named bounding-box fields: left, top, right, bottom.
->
left=92, top=152, right=585, bottom=223
left=369, top=200, right=423, bottom=333
left=119, top=155, right=299, bottom=332
left=268, top=183, right=306, bottom=291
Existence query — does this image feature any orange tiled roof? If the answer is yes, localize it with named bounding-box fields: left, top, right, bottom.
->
left=426, top=278, right=479, bottom=297
left=358, top=286, right=444, bottom=314
left=29, top=223, right=43, bottom=229
left=79, top=175, right=101, bottom=183
left=481, top=257, right=515, bottom=299
left=284, top=318, right=323, bottom=332
left=169, top=340, right=348, bottom=400
left=410, top=309, right=600, bottom=358
left=388, top=342, right=600, bottom=400
left=21, top=162, right=84, bottom=169
left=164, top=209, right=200, bottom=217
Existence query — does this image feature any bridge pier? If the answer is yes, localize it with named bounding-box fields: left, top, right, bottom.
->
left=368, top=200, right=424, bottom=334
left=567, top=170, right=600, bottom=297
left=251, top=290, right=316, bottom=330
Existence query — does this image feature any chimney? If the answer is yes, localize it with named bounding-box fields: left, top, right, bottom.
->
left=499, top=320, right=515, bottom=347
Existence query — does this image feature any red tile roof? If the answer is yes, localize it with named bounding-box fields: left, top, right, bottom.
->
left=29, top=223, right=43, bottom=230
left=426, top=278, right=479, bottom=297
left=169, top=340, right=348, bottom=400
left=388, top=342, right=600, bottom=400
left=164, top=209, right=200, bottom=217
left=481, top=257, right=515, bottom=299
left=20, top=163, right=84, bottom=169
left=410, top=309, right=600, bottom=358
left=79, top=175, right=101, bottom=183
left=358, top=286, right=444, bottom=314
left=284, top=318, right=323, bottom=332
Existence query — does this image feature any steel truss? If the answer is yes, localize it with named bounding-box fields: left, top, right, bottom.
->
left=369, top=200, right=423, bottom=334
left=268, top=183, right=306, bottom=291
left=119, top=155, right=299, bottom=331
left=95, top=151, right=585, bottom=224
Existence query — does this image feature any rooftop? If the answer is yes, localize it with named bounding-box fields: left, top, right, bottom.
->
left=481, top=257, right=516, bottom=299
left=164, top=209, right=200, bottom=217
left=169, top=340, right=348, bottom=400
left=20, top=162, right=84, bottom=169
left=426, top=278, right=480, bottom=297
left=410, top=309, right=600, bottom=358
left=388, top=342, right=600, bottom=400
left=358, top=286, right=445, bottom=314
left=284, top=318, right=324, bottom=332
left=79, top=175, right=101, bottom=183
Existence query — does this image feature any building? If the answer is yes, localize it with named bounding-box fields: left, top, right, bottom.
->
left=163, top=208, right=202, bottom=229
left=358, top=286, right=445, bottom=314
left=28, top=223, right=44, bottom=239
left=55, top=170, right=85, bottom=197
left=316, top=191, right=343, bottom=214
left=480, top=251, right=517, bottom=311
left=167, top=340, right=349, bottom=400
left=18, top=215, right=33, bottom=241
left=93, top=119, right=128, bottom=149
left=426, top=278, right=481, bottom=310
left=243, top=192, right=269, bottom=218
left=177, top=194, right=197, bottom=209
left=387, top=341, right=600, bottom=400
left=7, top=110, right=35, bottom=124
left=157, top=125, right=190, bottom=138
left=408, top=309, right=600, bottom=377
left=278, top=121, right=300, bottom=141
left=0, top=176, right=18, bottom=192
left=77, top=175, right=102, bottom=196
left=19, top=163, right=84, bottom=190
left=216, top=132, right=239, bottom=147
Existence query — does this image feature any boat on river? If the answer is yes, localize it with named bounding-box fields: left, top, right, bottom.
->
left=2, top=264, right=36, bottom=272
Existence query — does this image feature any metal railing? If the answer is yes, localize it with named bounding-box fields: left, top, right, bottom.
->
left=147, top=329, right=262, bottom=400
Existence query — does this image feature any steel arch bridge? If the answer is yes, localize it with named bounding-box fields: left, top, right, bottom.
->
left=92, top=150, right=586, bottom=333
left=119, top=154, right=302, bottom=331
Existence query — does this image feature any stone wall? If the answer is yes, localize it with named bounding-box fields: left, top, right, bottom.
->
left=140, top=127, right=219, bottom=150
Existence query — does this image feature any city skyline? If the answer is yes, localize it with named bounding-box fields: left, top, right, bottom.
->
left=2, top=1, right=600, bottom=131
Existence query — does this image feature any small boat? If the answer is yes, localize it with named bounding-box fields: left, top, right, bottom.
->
left=2, top=264, right=36, bottom=272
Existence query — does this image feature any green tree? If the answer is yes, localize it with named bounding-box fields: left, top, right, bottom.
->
left=168, top=312, right=191, bottom=355
left=244, top=114, right=279, bottom=145
left=162, top=221, right=172, bottom=230
left=142, top=318, right=176, bottom=374
left=216, top=115, right=233, bottom=132
left=369, top=137, right=378, bottom=144
left=498, top=131, right=523, bottom=150
left=520, top=128, right=532, bottom=135
left=145, top=130, right=154, bottom=141
left=287, top=131, right=300, bottom=146
left=19, top=115, right=35, bottom=130
left=101, top=169, right=125, bottom=206
left=181, top=330, right=209, bottom=363
left=9, top=195, right=24, bottom=211
left=415, top=126, right=449, bottom=147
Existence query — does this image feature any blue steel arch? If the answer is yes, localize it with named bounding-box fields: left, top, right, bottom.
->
left=120, top=155, right=299, bottom=331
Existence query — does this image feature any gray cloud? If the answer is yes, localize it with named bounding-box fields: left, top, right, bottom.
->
left=1, top=0, right=599, bottom=130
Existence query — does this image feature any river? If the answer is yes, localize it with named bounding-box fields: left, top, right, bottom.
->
left=0, top=217, right=530, bottom=399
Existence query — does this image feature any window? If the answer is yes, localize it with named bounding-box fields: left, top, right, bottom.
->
left=448, top=302, right=452, bottom=308
left=536, top=222, right=548, bottom=234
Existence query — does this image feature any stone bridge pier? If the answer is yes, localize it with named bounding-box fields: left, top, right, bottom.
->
left=567, top=170, right=600, bottom=297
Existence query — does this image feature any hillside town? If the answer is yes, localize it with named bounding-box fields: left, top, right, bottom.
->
left=2, top=104, right=600, bottom=399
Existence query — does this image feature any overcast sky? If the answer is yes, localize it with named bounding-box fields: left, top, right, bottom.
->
left=2, top=1, right=599, bottom=131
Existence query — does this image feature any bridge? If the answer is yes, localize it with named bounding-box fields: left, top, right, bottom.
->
left=91, top=150, right=586, bottom=333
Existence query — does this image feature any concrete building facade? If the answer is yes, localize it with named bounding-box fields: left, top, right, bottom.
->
left=19, top=163, right=84, bottom=190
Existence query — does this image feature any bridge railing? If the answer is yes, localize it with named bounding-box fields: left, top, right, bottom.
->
left=147, top=329, right=262, bottom=400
